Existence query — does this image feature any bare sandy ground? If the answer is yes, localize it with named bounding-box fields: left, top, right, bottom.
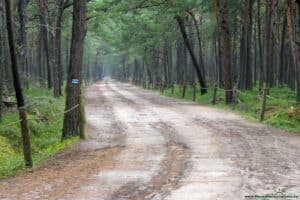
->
left=0, top=79, right=300, bottom=200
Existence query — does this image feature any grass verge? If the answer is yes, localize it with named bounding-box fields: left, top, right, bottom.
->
left=150, top=84, right=300, bottom=134
left=0, top=87, right=79, bottom=178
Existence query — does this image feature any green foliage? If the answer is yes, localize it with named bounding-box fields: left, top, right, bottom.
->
left=0, top=88, right=78, bottom=178
left=86, top=0, right=206, bottom=64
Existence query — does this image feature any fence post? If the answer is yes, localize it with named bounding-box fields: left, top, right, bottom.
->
left=212, top=83, right=218, bottom=105
left=182, top=83, right=186, bottom=98
left=233, top=86, right=239, bottom=104
left=171, top=83, right=174, bottom=94
left=159, top=82, right=163, bottom=93
left=259, top=88, right=269, bottom=122
left=193, top=83, right=197, bottom=101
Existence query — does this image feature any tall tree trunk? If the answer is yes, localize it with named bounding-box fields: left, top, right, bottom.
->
left=286, top=0, right=300, bottom=103
left=217, top=34, right=223, bottom=86
left=253, top=21, right=257, bottom=84
left=217, top=0, right=233, bottom=103
left=265, top=0, right=274, bottom=87
left=168, top=42, right=173, bottom=85
left=213, top=0, right=223, bottom=86
left=37, top=30, right=45, bottom=87
left=53, top=0, right=68, bottom=97
left=232, top=16, right=239, bottom=83
left=279, top=12, right=287, bottom=85
left=63, top=32, right=70, bottom=85
left=175, top=15, right=207, bottom=95
left=62, top=0, right=87, bottom=139
left=39, top=0, right=52, bottom=89
left=176, top=41, right=182, bottom=84
left=241, top=0, right=254, bottom=90
left=0, top=0, right=5, bottom=122
left=187, top=11, right=206, bottom=82
left=144, top=55, right=153, bottom=87
left=257, top=0, right=264, bottom=90
left=133, top=59, right=138, bottom=84
left=163, top=42, right=169, bottom=86
left=18, top=0, right=29, bottom=88
left=5, top=0, right=32, bottom=167
left=297, top=1, right=300, bottom=32
left=122, top=55, right=126, bottom=81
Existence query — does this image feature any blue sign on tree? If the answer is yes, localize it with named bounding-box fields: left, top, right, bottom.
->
left=72, top=79, right=79, bottom=84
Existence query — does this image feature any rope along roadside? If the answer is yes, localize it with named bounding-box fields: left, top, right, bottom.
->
left=216, top=87, right=300, bottom=103
left=266, top=95, right=300, bottom=104
left=3, top=86, right=296, bottom=130
left=0, top=104, right=80, bottom=130
left=163, top=82, right=300, bottom=104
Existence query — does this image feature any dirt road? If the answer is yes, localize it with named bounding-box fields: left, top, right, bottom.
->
left=1, top=79, right=300, bottom=200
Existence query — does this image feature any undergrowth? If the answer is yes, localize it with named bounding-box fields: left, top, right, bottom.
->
left=0, top=87, right=78, bottom=178
left=152, top=84, right=300, bottom=134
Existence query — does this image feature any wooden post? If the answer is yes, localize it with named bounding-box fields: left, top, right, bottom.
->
left=147, top=81, right=150, bottom=89
left=160, top=82, right=163, bottom=93
left=182, top=83, right=186, bottom=98
left=171, top=83, right=174, bottom=94
left=192, top=83, right=197, bottom=101
left=212, top=83, right=218, bottom=105
left=233, top=86, right=238, bottom=104
left=162, top=82, right=165, bottom=94
left=260, top=88, right=269, bottom=122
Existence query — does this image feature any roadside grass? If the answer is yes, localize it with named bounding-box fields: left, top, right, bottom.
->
left=0, top=87, right=78, bottom=178
left=154, top=84, right=300, bottom=134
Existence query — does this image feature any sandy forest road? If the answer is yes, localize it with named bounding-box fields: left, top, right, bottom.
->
left=1, top=79, right=300, bottom=200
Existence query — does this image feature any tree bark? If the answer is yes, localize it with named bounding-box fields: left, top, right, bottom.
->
left=241, top=0, right=254, bottom=90
left=163, top=42, right=169, bottom=86
left=37, top=30, right=45, bottom=87
left=297, top=1, right=300, bottom=30
left=186, top=11, right=206, bottom=82
left=286, top=0, right=300, bottom=103
left=62, top=0, right=87, bottom=139
left=54, top=0, right=69, bottom=97
left=217, top=0, right=233, bottom=103
left=0, top=0, right=4, bottom=122
left=5, top=0, right=32, bottom=167
left=175, top=15, right=207, bottom=95
left=265, top=0, right=274, bottom=87
left=39, top=0, right=52, bottom=89
left=279, top=11, right=287, bottom=85
left=257, top=0, right=264, bottom=90
left=18, top=0, right=29, bottom=88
